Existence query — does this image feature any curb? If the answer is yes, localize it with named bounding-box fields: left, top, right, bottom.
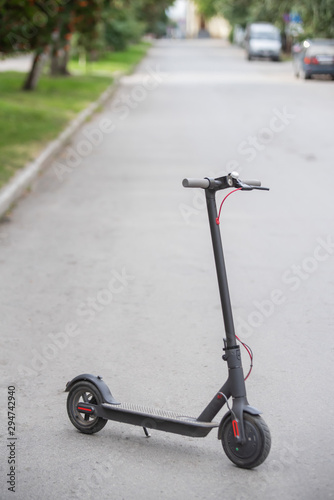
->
left=0, top=73, right=122, bottom=219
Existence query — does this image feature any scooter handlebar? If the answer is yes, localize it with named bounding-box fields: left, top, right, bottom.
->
left=182, top=174, right=268, bottom=191
left=182, top=178, right=210, bottom=189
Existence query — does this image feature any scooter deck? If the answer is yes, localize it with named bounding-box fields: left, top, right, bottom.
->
left=100, top=402, right=219, bottom=438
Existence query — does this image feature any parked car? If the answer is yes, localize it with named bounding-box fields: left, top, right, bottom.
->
left=292, top=39, right=334, bottom=79
left=244, top=23, right=282, bottom=61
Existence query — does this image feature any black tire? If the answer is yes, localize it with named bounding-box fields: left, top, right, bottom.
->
left=301, top=68, right=311, bottom=80
left=221, top=413, right=271, bottom=469
left=67, top=381, right=107, bottom=434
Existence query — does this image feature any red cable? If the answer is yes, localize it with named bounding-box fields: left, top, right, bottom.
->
left=236, top=334, right=253, bottom=381
left=236, top=335, right=252, bottom=358
left=216, top=188, right=242, bottom=225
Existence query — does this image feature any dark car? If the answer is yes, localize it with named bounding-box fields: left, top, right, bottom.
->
left=292, top=39, right=334, bottom=79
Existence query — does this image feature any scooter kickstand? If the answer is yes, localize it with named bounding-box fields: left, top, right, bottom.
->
left=143, top=427, right=151, bottom=438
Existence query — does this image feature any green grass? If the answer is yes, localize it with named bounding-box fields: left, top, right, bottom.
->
left=280, top=52, right=293, bottom=62
left=0, top=73, right=113, bottom=187
left=69, top=42, right=151, bottom=75
left=0, top=42, right=151, bottom=189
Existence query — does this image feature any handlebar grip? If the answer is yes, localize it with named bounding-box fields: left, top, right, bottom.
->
left=182, top=178, right=210, bottom=189
left=242, top=179, right=261, bottom=187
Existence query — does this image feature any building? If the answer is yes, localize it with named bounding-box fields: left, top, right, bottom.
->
left=185, top=0, right=230, bottom=39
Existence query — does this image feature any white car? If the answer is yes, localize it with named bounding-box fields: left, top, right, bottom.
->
left=244, top=23, right=282, bottom=61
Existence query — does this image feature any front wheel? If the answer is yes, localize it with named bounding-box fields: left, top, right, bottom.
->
left=67, top=381, right=108, bottom=434
left=221, top=413, right=271, bottom=469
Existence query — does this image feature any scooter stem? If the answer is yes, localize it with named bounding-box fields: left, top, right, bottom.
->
left=205, top=188, right=237, bottom=347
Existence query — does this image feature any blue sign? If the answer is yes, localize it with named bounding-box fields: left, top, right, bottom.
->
left=283, top=12, right=302, bottom=23
left=290, top=12, right=302, bottom=23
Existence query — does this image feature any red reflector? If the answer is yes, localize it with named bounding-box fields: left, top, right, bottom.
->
left=232, top=419, right=240, bottom=438
left=78, top=406, right=92, bottom=412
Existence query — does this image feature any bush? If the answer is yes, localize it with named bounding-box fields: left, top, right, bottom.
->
left=104, top=17, right=145, bottom=52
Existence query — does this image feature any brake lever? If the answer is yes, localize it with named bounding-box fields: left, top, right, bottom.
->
left=236, top=181, right=270, bottom=191
left=228, top=172, right=269, bottom=191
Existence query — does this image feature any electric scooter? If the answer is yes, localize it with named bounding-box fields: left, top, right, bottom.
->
left=65, top=172, right=271, bottom=469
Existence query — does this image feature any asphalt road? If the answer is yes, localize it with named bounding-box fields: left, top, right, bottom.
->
left=1, top=39, right=334, bottom=500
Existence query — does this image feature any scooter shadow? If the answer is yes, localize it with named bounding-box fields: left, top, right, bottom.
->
left=63, top=425, right=256, bottom=473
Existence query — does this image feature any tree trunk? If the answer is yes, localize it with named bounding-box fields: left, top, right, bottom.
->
left=22, top=50, right=47, bottom=91
left=50, top=47, right=71, bottom=76
left=50, top=46, right=60, bottom=76
left=58, top=49, right=71, bottom=76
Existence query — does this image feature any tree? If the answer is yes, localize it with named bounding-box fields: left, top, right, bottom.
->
left=0, top=0, right=59, bottom=89
left=139, top=0, right=175, bottom=38
left=194, top=0, right=334, bottom=37
left=296, top=0, right=334, bottom=38
left=102, top=0, right=174, bottom=51
left=195, top=0, right=253, bottom=28
left=248, top=0, right=291, bottom=31
left=49, top=0, right=103, bottom=75
left=103, top=0, right=145, bottom=52
left=0, top=0, right=177, bottom=90
left=0, top=1, right=104, bottom=88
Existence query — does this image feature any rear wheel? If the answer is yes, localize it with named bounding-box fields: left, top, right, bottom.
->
left=300, top=66, right=311, bottom=80
left=221, top=413, right=271, bottom=469
left=67, top=381, right=107, bottom=434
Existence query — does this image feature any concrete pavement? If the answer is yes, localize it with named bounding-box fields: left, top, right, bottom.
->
left=1, top=39, right=334, bottom=499
left=0, top=54, right=33, bottom=72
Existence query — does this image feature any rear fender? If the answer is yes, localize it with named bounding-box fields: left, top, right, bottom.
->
left=65, top=373, right=120, bottom=405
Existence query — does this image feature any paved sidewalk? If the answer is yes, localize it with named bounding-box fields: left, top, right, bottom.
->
left=0, top=54, right=33, bottom=72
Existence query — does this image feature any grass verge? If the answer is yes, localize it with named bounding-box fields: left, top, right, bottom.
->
left=69, top=41, right=151, bottom=75
left=0, top=42, right=151, bottom=189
